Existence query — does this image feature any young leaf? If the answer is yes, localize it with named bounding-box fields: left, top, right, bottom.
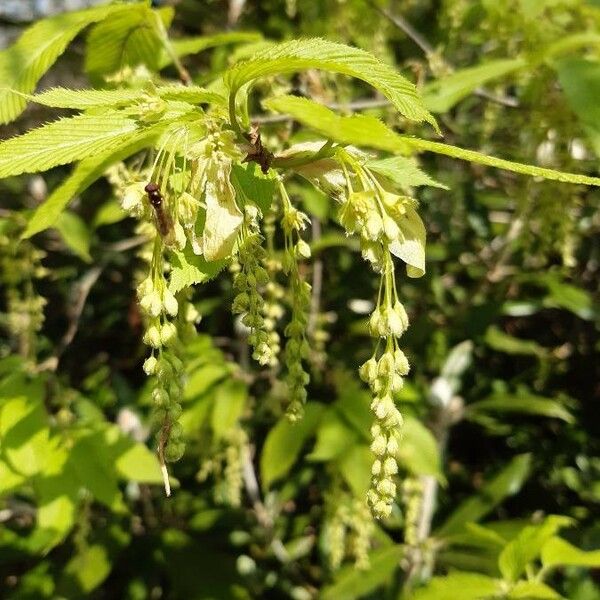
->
left=389, top=206, right=427, bottom=278
left=168, top=245, right=227, bottom=294
left=0, top=113, right=144, bottom=178
left=264, top=95, right=600, bottom=187
left=84, top=5, right=173, bottom=81
left=499, top=516, right=573, bottom=582
left=227, top=39, right=438, bottom=129
left=367, top=155, right=449, bottom=191
left=23, top=125, right=165, bottom=238
left=230, top=163, right=276, bottom=213
left=0, top=2, right=145, bottom=124
left=27, top=87, right=146, bottom=109
left=202, top=160, right=243, bottom=261
left=264, top=95, right=415, bottom=153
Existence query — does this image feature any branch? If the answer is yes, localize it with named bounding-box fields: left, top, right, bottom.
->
left=366, top=0, right=519, bottom=108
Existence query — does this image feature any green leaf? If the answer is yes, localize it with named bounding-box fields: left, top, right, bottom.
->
left=61, top=544, right=112, bottom=595
left=260, top=403, right=324, bottom=489
left=397, top=416, right=444, bottom=480
left=555, top=58, right=600, bottom=157
left=231, top=163, right=276, bottom=213
left=437, top=454, right=532, bottom=537
left=539, top=276, right=596, bottom=320
left=388, top=206, right=427, bottom=278
left=541, top=537, right=600, bottom=568
left=162, top=31, right=263, bottom=66
left=168, top=244, right=227, bottom=294
left=467, top=394, right=574, bottom=424
left=85, top=5, right=172, bottom=81
left=422, top=58, right=526, bottom=113
left=69, top=431, right=125, bottom=512
left=211, top=380, right=247, bottom=439
left=499, top=516, right=573, bottom=582
left=0, top=395, right=50, bottom=477
left=0, top=2, right=144, bottom=124
left=23, top=124, right=164, bottom=238
left=337, top=444, right=373, bottom=497
left=308, top=412, right=357, bottom=461
left=507, top=581, right=562, bottom=599
left=265, top=95, right=600, bottom=187
left=0, top=113, right=142, bottom=179
left=53, top=211, right=92, bottom=262
left=228, top=39, right=437, bottom=129
left=367, top=155, right=448, bottom=191
left=200, top=158, right=243, bottom=263
left=28, top=87, right=146, bottom=109
left=264, top=95, right=415, bottom=153
left=321, top=545, right=404, bottom=600
left=484, top=326, right=548, bottom=358
left=412, top=572, right=502, bottom=600
left=93, top=199, right=127, bottom=229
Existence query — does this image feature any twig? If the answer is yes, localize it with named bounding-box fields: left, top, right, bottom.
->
left=366, top=0, right=519, bottom=108
left=252, top=98, right=392, bottom=124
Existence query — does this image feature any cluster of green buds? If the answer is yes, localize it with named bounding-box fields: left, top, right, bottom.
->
left=324, top=495, right=373, bottom=570
left=0, top=216, right=47, bottom=361
left=198, top=426, right=247, bottom=508
left=359, top=261, right=411, bottom=518
left=137, top=239, right=187, bottom=494
left=279, top=182, right=312, bottom=420
left=401, top=477, right=424, bottom=547
left=260, top=207, right=285, bottom=368
left=232, top=206, right=280, bottom=367
left=335, top=150, right=418, bottom=518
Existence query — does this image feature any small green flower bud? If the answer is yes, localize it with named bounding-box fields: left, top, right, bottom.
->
left=393, top=349, right=410, bottom=375
left=144, top=324, right=162, bottom=348
left=295, top=239, right=311, bottom=259
left=165, top=440, right=185, bottom=462
left=163, top=289, right=178, bottom=317
left=377, top=479, right=396, bottom=497
left=386, top=436, right=399, bottom=455
left=143, top=355, right=158, bottom=375
left=152, top=387, right=169, bottom=407
left=160, top=322, right=177, bottom=346
left=370, top=435, right=387, bottom=456
left=383, top=457, right=398, bottom=476
left=359, top=357, right=378, bottom=383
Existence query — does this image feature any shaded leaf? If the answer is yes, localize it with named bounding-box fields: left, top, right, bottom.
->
left=437, top=454, right=532, bottom=537
left=260, top=403, right=324, bottom=489
left=321, top=545, right=404, bottom=600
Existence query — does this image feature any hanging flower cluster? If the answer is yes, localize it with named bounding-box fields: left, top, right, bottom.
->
left=324, top=493, right=374, bottom=570
left=232, top=205, right=279, bottom=366
left=335, top=149, right=425, bottom=518
left=279, top=182, right=312, bottom=420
